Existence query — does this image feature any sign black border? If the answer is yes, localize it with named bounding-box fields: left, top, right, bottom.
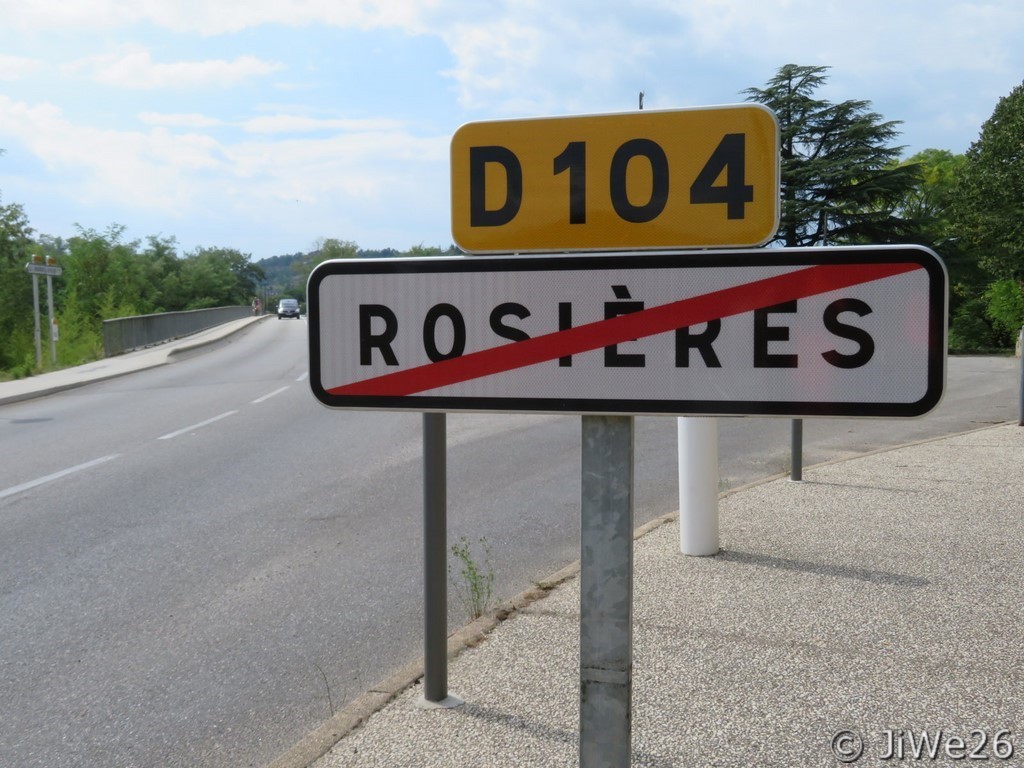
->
left=307, top=246, right=947, bottom=418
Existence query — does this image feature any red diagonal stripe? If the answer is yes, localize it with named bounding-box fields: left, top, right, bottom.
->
left=328, top=261, right=920, bottom=397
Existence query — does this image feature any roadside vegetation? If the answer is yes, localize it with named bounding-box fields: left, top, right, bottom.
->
left=2, top=65, right=1022, bottom=379
left=449, top=535, right=496, bottom=620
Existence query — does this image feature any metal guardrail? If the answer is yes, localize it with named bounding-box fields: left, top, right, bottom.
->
left=102, top=306, right=253, bottom=357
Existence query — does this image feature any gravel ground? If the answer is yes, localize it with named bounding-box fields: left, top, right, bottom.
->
left=309, top=424, right=1023, bottom=767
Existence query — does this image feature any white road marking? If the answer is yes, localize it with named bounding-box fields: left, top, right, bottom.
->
left=251, top=386, right=289, bottom=404
left=0, top=455, right=121, bottom=500
left=296, top=372, right=309, bottom=382
left=157, top=410, right=238, bottom=440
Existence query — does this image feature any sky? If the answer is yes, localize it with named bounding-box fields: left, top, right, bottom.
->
left=0, top=0, right=1021, bottom=262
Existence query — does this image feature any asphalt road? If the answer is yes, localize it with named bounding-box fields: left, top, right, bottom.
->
left=0, top=318, right=1018, bottom=768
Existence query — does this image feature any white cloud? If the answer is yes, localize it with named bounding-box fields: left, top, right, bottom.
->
left=0, top=54, right=43, bottom=81
left=67, top=45, right=283, bottom=89
left=12, top=1, right=1020, bottom=111
left=240, top=114, right=405, bottom=134
left=0, top=93, right=447, bottom=225
left=138, top=112, right=225, bottom=128
left=3, top=0, right=1022, bottom=254
left=437, top=6, right=661, bottom=115
left=0, top=95, right=225, bottom=212
left=0, top=0, right=434, bottom=35
left=659, top=0, right=1024, bottom=78
left=440, top=21, right=541, bottom=110
left=224, top=130, right=448, bottom=204
left=0, top=0, right=143, bottom=30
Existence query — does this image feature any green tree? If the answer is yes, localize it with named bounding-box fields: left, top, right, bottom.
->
left=893, top=150, right=985, bottom=317
left=53, top=286, right=105, bottom=366
left=744, top=64, right=921, bottom=247
left=138, top=235, right=182, bottom=312
left=62, top=225, right=148, bottom=320
left=49, top=226, right=147, bottom=368
left=0, top=194, right=37, bottom=372
left=289, top=238, right=358, bottom=293
left=951, top=81, right=1024, bottom=281
left=896, top=149, right=964, bottom=238
left=946, top=82, right=1024, bottom=348
left=316, top=237, right=358, bottom=261
left=179, top=247, right=264, bottom=309
left=983, top=279, right=1024, bottom=339
left=0, top=196, right=34, bottom=268
left=405, top=244, right=446, bottom=256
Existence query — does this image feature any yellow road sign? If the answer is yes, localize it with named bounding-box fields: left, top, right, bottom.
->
left=451, top=105, right=779, bottom=253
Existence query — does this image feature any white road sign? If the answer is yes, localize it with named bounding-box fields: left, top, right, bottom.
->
left=308, top=246, right=946, bottom=417
left=25, top=263, right=62, bottom=276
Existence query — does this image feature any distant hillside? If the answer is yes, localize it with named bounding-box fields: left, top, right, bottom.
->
left=254, top=245, right=460, bottom=296
left=255, top=252, right=306, bottom=291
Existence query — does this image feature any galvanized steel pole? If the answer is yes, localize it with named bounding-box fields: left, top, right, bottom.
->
left=422, top=411, right=449, bottom=703
left=580, top=414, right=634, bottom=767
left=790, top=418, right=803, bottom=482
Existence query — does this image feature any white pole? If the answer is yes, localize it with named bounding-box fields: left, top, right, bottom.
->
left=677, top=417, right=719, bottom=556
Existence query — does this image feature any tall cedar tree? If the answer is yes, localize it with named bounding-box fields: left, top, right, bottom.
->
left=744, top=64, right=921, bottom=247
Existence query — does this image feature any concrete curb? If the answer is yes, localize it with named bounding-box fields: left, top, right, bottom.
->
left=166, top=314, right=270, bottom=357
left=263, top=419, right=1016, bottom=768
left=0, top=316, right=268, bottom=407
left=0, top=361, right=172, bottom=407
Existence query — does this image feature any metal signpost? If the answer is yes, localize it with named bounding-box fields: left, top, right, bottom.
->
left=308, top=105, right=947, bottom=767
left=25, top=260, right=62, bottom=366
left=307, top=245, right=947, bottom=763
left=579, top=413, right=634, bottom=766
left=420, top=411, right=461, bottom=708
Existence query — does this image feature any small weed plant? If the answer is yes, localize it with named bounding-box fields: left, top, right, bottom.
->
left=449, top=535, right=495, bottom=621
